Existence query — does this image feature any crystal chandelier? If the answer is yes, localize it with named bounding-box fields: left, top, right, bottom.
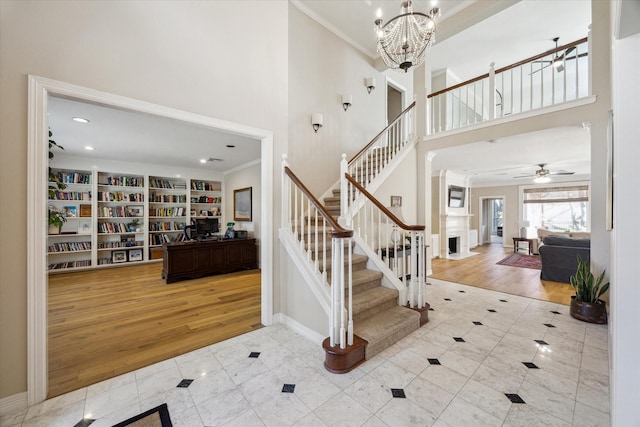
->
left=375, top=1, right=439, bottom=73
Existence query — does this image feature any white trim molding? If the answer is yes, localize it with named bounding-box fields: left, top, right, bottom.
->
left=27, top=75, right=274, bottom=405
left=273, top=313, right=325, bottom=345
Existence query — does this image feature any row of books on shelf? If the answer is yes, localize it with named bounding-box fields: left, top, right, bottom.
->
left=191, top=196, right=221, bottom=204
left=99, top=176, right=144, bottom=187
left=98, top=240, right=144, bottom=249
left=149, top=233, right=186, bottom=245
left=50, top=190, right=91, bottom=201
left=150, top=193, right=187, bottom=203
left=98, top=206, right=143, bottom=218
left=98, top=191, right=144, bottom=202
left=51, top=171, right=92, bottom=184
left=149, top=221, right=185, bottom=231
left=98, top=222, right=137, bottom=234
left=149, top=178, right=187, bottom=189
left=149, top=207, right=185, bottom=217
left=49, top=260, right=91, bottom=270
left=191, top=181, right=218, bottom=191
left=48, top=242, right=92, bottom=253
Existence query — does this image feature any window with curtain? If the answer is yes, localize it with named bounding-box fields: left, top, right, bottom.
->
left=523, top=185, right=589, bottom=232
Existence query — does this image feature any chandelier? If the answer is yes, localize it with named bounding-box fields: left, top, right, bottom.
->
left=374, top=1, right=439, bottom=73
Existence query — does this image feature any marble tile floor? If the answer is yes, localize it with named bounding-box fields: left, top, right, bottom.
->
left=1, top=278, right=610, bottom=427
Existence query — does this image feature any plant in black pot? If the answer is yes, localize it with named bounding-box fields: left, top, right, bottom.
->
left=569, top=254, right=609, bottom=324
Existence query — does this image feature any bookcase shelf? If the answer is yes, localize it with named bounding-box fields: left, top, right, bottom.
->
left=48, top=168, right=223, bottom=273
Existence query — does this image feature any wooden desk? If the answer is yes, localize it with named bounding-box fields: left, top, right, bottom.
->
left=162, top=238, right=257, bottom=283
left=512, top=237, right=535, bottom=255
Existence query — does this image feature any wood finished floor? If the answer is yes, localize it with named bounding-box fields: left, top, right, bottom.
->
left=431, top=242, right=574, bottom=306
left=47, top=263, right=262, bottom=398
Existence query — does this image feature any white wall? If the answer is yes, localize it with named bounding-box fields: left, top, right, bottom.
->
left=610, top=26, right=640, bottom=425
left=287, top=4, right=413, bottom=196
left=0, top=0, right=288, bottom=400
left=224, top=162, right=262, bottom=265
left=372, top=151, right=418, bottom=224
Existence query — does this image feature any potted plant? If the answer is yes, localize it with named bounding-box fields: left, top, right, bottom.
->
left=569, top=254, right=609, bottom=324
left=48, top=206, right=66, bottom=235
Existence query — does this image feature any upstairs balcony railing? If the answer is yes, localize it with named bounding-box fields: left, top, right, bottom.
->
left=428, top=37, right=589, bottom=134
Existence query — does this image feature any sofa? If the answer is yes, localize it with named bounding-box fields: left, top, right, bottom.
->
left=532, top=228, right=591, bottom=255
left=538, top=235, right=591, bottom=283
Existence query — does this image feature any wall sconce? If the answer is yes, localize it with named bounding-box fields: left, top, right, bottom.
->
left=365, top=77, right=376, bottom=94
left=342, top=94, right=352, bottom=111
left=311, top=113, right=323, bottom=133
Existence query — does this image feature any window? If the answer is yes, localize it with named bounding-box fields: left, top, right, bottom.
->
left=523, top=185, right=589, bottom=232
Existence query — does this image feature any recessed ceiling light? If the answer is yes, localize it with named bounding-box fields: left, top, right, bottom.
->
left=200, top=159, right=207, bottom=164
left=226, top=145, right=235, bottom=148
left=84, top=146, right=94, bottom=151
left=72, top=117, right=90, bottom=123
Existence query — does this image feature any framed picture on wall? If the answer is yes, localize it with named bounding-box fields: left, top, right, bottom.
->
left=390, top=196, right=402, bottom=207
left=234, top=187, right=252, bottom=222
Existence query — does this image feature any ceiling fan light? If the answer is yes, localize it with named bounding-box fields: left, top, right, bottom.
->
left=534, top=176, right=551, bottom=184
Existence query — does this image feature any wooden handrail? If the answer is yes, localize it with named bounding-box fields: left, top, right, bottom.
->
left=284, top=166, right=353, bottom=238
left=427, top=37, right=588, bottom=99
left=345, top=174, right=424, bottom=232
left=348, top=101, right=416, bottom=165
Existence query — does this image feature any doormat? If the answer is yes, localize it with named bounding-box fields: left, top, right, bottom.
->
left=112, top=403, right=172, bottom=427
left=496, top=253, right=541, bottom=270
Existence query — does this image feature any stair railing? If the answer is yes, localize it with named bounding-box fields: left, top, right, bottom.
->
left=343, top=102, right=416, bottom=205
left=428, top=37, right=589, bottom=134
left=281, top=155, right=354, bottom=349
left=344, top=173, right=427, bottom=309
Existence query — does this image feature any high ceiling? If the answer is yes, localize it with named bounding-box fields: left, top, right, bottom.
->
left=48, top=1, right=592, bottom=186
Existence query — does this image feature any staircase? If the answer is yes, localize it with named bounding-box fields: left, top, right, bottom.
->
left=321, top=189, right=421, bottom=360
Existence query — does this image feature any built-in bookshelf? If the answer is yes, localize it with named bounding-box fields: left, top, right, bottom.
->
left=48, top=168, right=94, bottom=271
left=148, top=176, right=187, bottom=257
left=96, top=172, right=145, bottom=266
left=47, top=167, right=223, bottom=273
left=190, top=179, right=222, bottom=219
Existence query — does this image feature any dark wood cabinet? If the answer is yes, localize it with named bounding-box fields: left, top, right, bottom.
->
left=162, top=238, right=257, bottom=283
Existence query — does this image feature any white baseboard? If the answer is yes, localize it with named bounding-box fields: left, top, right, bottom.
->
left=0, top=392, right=27, bottom=417
left=273, top=313, right=325, bottom=345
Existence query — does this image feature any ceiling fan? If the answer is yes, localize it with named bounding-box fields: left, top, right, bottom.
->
left=514, top=163, right=575, bottom=183
left=531, top=37, right=588, bottom=74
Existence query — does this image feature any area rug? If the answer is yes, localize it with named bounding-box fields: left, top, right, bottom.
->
left=112, top=403, right=172, bottom=427
left=496, top=253, right=541, bottom=270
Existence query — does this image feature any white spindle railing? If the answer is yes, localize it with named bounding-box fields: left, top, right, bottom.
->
left=345, top=102, right=415, bottom=197
left=428, top=37, right=589, bottom=134
left=281, top=156, right=354, bottom=349
left=344, top=173, right=427, bottom=309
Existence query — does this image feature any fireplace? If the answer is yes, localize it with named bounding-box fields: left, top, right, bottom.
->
left=448, top=236, right=460, bottom=254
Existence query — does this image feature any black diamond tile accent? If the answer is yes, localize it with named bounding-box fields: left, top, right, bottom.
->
left=544, top=323, right=556, bottom=328
left=453, top=337, right=465, bottom=342
left=428, top=308, right=434, bottom=311
left=391, top=388, right=406, bottom=398
left=426, top=282, right=432, bottom=286
left=505, top=393, right=526, bottom=404
left=249, top=352, right=261, bottom=358
left=458, top=290, right=466, bottom=293
left=444, top=298, right=452, bottom=301
left=177, top=379, right=194, bottom=388
left=282, top=383, right=296, bottom=393
left=428, top=358, right=441, bottom=365
left=74, top=419, right=95, bottom=427
left=499, top=299, right=508, bottom=302
left=534, top=340, right=549, bottom=346
left=522, top=362, right=539, bottom=369
left=487, top=309, right=497, bottom=313
left=473, top=321, right=483, bottom=325
left=550, top=310, right=562, bottom=314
